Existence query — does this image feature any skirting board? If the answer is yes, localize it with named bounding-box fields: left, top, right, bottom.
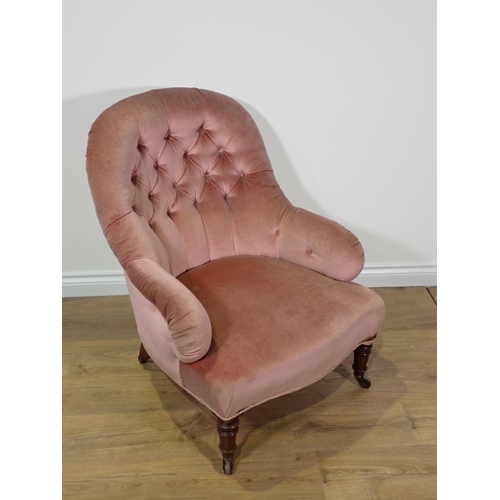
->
left=353, top=264, right=437, bottom=288
left=62, top=263, right=437, bottom=298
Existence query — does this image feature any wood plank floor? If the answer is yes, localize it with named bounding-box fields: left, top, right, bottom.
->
left=63, top=287, right=437, bottom=499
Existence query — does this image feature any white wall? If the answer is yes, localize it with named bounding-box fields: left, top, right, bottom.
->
left=63, top=0, right=436, bottom=295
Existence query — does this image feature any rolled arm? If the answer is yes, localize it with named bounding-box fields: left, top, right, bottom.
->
left=277, top=207, right=365, bottom=281
left=124, top=257, right=212, bottom=363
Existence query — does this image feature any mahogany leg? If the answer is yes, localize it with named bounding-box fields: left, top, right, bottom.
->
left=353, top=342, right=373, bottom=388
left=138, top=343, right=150, bottom=364
left=216, top=416, right=239, bottom=475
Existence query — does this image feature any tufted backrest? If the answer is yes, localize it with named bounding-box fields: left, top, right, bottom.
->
left=86, top=88, right=292, bottom=278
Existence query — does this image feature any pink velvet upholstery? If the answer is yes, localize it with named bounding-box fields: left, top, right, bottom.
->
left=178, top=256, right=384, bottom=418
left=86, top=88, right=385, bottom=421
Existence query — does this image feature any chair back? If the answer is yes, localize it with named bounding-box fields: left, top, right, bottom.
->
left=86, top=88, right=290, bottom=277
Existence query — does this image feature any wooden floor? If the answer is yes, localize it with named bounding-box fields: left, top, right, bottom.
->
left=63, top=287, right=437, bottom=499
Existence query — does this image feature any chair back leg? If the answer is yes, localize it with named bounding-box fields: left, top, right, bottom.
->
left=138, top=343, right=150, bottom=364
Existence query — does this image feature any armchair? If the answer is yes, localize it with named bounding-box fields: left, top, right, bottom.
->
left=86, top=88, right=385, bottom=475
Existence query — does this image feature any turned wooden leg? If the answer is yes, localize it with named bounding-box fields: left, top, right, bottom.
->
left=138, top=343, right=150, bottom=364
left=216, top=416, right=239, bottom=475
left=353, top=342, right=373, bottom=388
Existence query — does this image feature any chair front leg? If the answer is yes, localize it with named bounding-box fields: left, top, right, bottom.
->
left=352, top=336, right=376, bottom=388
left=216, top=416, right=239, bottom=475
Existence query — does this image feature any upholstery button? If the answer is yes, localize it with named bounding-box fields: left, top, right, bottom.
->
left=193, top=200, right=198, bottom=206
left=275, top=229, right=280, bottom=236
left=164, top=133, right=170, bottom=140
left=240, top=172, right=245, bottom=177
left=218, top=147, right=224, bottom=153
left=306, top=247, right=313, bottom=255
left=172, top=183, right=177, bottom=188
left=223, top=193, right=228, bottom=200
left=154, top=162, right=159, bottom=169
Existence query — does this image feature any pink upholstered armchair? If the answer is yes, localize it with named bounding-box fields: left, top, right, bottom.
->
left=86, top=88, right=385, bottom=475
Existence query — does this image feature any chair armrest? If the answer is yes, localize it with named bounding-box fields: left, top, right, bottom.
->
left=124, top=257, right=212, bottom=363
left=277, top=207, right=365, bottom=281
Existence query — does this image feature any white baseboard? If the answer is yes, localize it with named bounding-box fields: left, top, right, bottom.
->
left=62, top=271, right=128, bottom=297
left=353, top=263, right=437, bottom=288
left=62, top=263, right=436, bottom=298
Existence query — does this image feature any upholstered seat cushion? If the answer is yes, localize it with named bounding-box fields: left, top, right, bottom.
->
left=176, top=256, right=385, bottom=420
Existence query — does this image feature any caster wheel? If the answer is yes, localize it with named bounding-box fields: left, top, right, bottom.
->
left=356, top=376, right=371, bottom=389
left=222, top=458, right=233, bottom=475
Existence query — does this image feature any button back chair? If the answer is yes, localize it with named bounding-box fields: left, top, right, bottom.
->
left=86, top=88, right=385, bottom=475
